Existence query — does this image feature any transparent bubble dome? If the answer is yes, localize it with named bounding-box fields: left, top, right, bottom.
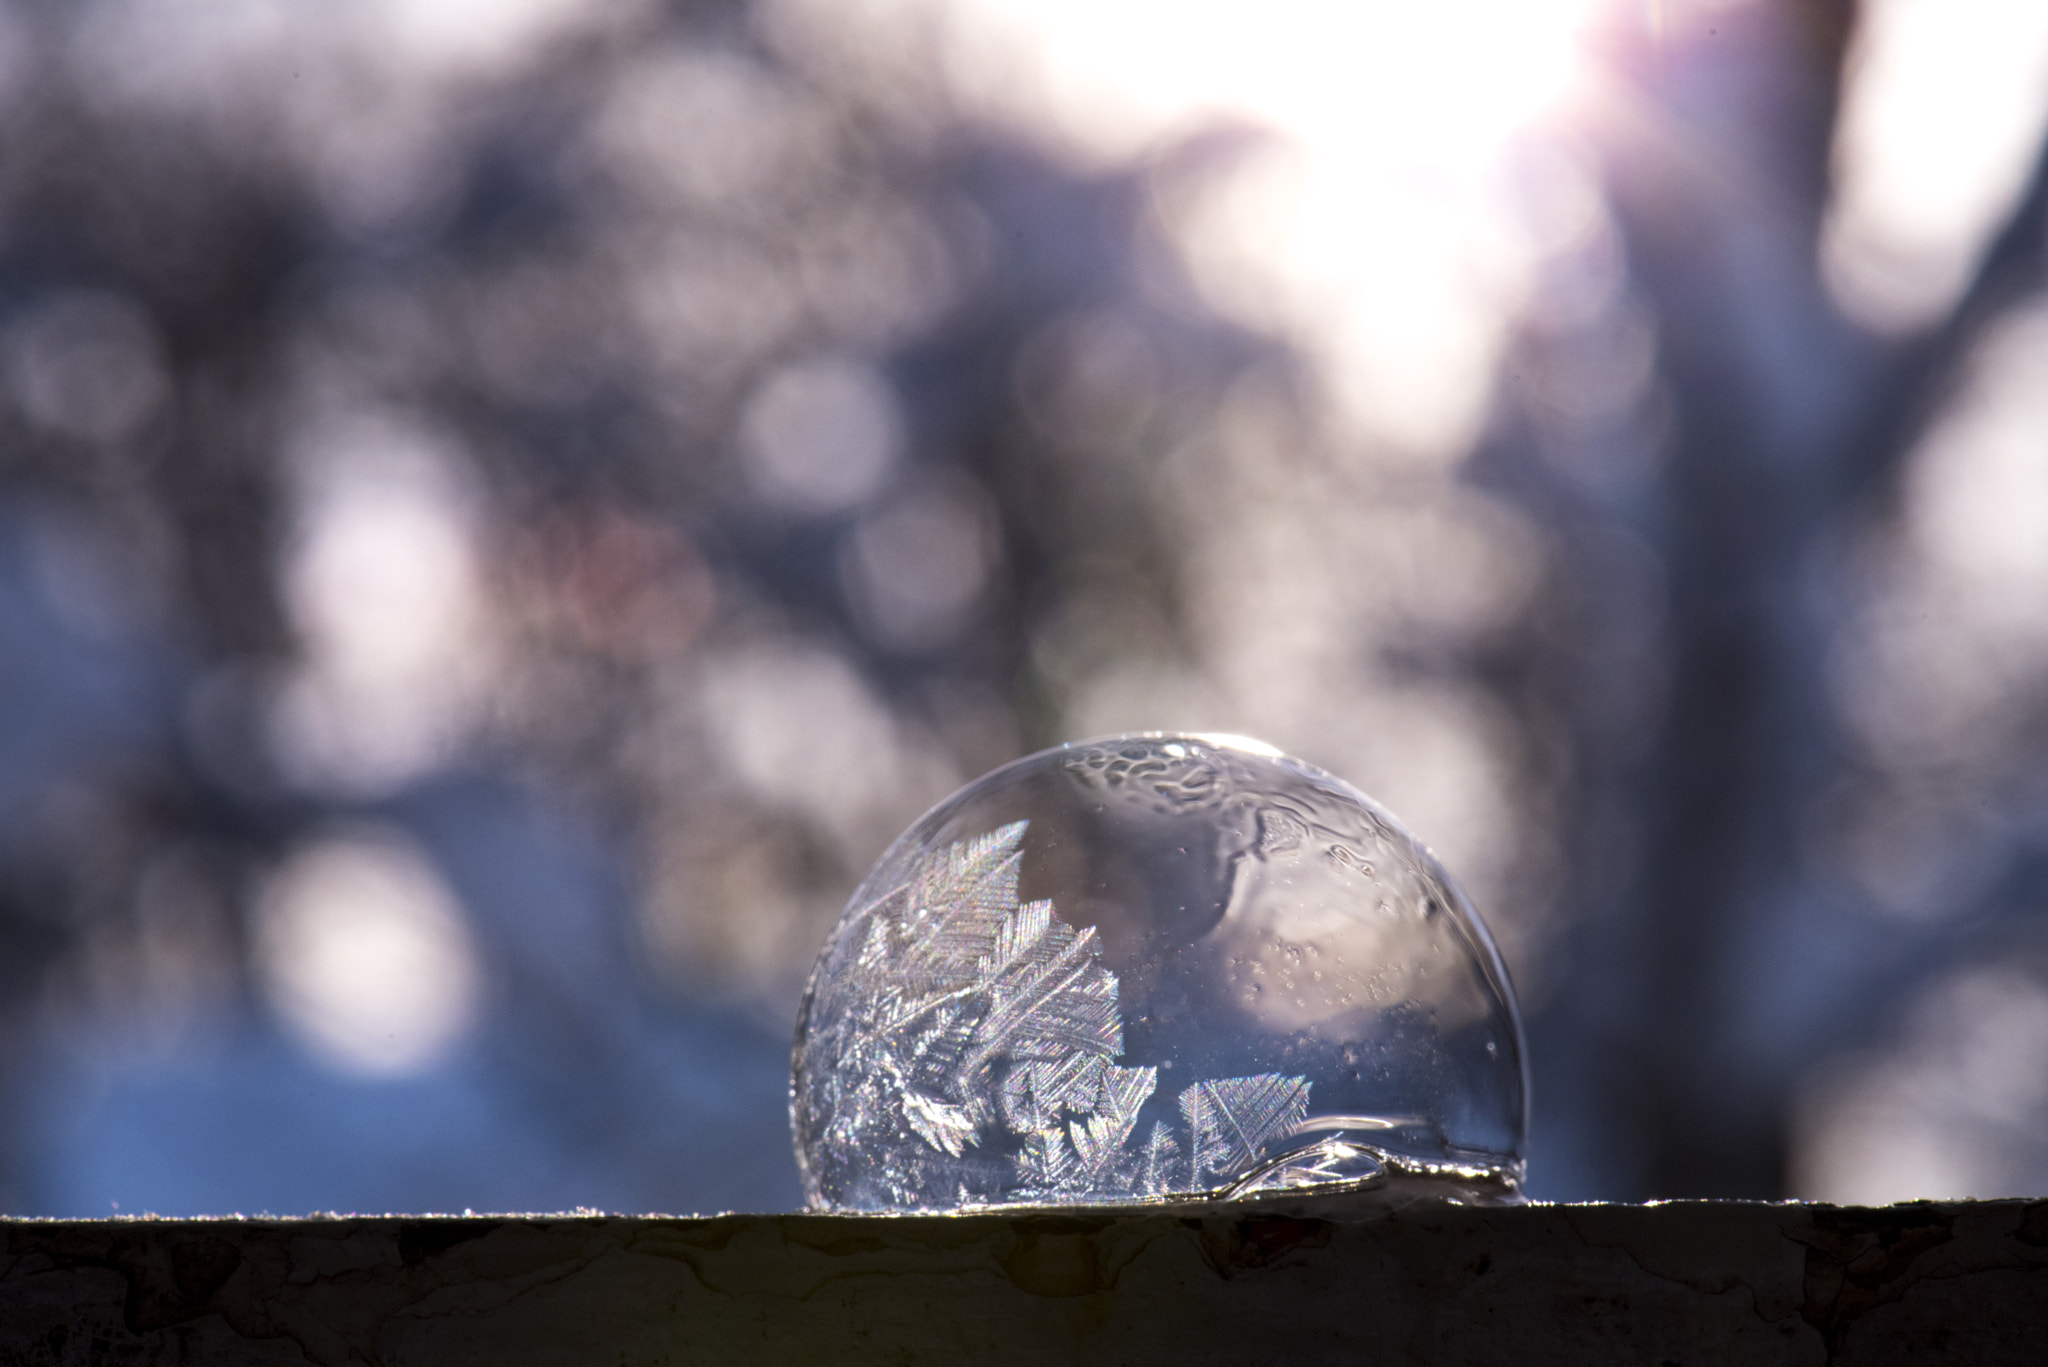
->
left=791, top=734, right=1528, bottom=1211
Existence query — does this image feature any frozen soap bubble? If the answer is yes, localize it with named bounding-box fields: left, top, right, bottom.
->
left=791, top=733, right=1527, bottom=1211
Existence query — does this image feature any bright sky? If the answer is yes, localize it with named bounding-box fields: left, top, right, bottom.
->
left=946, top=0, right=1598, bottom=167
left=928, top=0, right=2048, bottom=428
left=938, top=0, right=1608, bottom=457
left=1824, top=0, right=2048, bottom=333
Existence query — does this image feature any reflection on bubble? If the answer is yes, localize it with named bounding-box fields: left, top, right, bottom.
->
left=793, top=733, right=1526, bottom=1210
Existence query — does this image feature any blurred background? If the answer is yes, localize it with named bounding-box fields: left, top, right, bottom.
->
left=0, top=0, right=2044, bottom=1215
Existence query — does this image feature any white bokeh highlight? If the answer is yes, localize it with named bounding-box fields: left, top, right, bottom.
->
left=740, top=356, right=905, bottom=515
left=1795, top=967, right=2048, bottom=1203
left=254, top=828, right=483, bottom=1077
left=1823, top=0, right=2048, bottom=333
left=273, top=413, right=496, bottom=795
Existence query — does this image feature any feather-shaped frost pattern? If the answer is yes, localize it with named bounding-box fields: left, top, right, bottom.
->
left=903, top=1090, right=983, bottom=1156
left=897, top=822, right=1027, bottom=995
left=811, top=820, right=1144, bottom=1202
left=1068, top=1064, right=1158, bottom=1174
left=965, top=884, right=1120, bottom=1058
left=1018, top=1127, right=1075, bottom=1188
left=807, top=820, right=1324, bottom=1205
left=1139, top=1121, right=1181, bottom=1194
left=990, top=898, right=1053, bottom=971
left=1008, top=1052, right=1107, bottom=1129
left=1177, top=1073, right=1312, bottom=1188
left=853, top=911, right=893, bottom=971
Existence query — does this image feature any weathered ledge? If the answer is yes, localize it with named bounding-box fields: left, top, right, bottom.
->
left=3, top=1198, right=2043, bottom=1365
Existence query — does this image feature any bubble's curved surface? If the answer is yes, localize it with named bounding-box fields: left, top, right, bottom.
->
left=791, top=733, right=1527, bottom=1210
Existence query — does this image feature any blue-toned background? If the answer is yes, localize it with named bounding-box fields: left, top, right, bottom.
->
left=2, top=0, right=2045, bottom=1214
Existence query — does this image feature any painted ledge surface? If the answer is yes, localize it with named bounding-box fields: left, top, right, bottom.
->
left=2, top=1198, right=2044, bottom=1365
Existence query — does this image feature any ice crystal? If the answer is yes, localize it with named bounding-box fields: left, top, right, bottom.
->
left=797, top=819, right=1312, bottom=1205
left=792, top=734, right=1528, bottom=1210
left=1177, top=1073, right=1313, bottom=1189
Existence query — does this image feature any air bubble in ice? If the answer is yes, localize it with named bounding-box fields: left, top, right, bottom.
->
left=790, top=733, right=1527, bottom=1210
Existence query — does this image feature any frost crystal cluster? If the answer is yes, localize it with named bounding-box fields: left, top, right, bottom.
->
left=792, top=734, right=1527, bottom=1210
